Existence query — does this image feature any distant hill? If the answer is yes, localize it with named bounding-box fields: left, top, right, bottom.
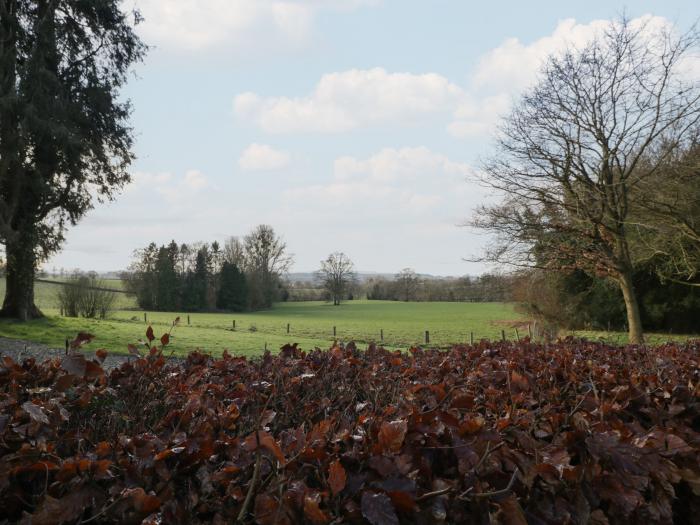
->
left=286, top=272, right=463, bottom=284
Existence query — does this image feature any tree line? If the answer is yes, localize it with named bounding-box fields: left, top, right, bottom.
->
left=123, top=225, right=292, bottom=312
left=366, top=269, right=513, bottom=302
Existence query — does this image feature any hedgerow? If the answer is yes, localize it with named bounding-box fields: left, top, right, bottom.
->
left=1, top=323, right=699, bottom=524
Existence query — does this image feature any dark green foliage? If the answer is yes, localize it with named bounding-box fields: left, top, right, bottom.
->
left=517, top=267, right=700, bottom=332
left=155, top=244, right=179, bottom=311
left=217, top=262, right=248, bottom=311
left=0, top=0, right=145, bottom=319
left=126, top=241, right=252, bottom=313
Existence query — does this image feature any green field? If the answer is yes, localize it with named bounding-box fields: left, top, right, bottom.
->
left=0, top=278, right=694, bottom=356
left=0, top=299, right=523, bottom=356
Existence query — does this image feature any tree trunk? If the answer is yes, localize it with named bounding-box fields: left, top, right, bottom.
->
left=1, top=236, right=42, bottom=320
left=618, top=270, right=644, bottom=344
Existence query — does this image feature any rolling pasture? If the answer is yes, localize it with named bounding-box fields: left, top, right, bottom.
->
left=0, top=279, right=693, bottom=356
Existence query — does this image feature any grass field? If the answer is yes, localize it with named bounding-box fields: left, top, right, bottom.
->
left=0, top=299, right=524, bottom=356
left=0, top=278, right=694, bottom=356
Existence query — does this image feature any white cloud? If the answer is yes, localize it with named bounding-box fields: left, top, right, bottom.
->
left=334, top=146, right=472, bottom=183
left=232, top=15, right=685, bottom=138
left=130, top=169, right=208, bottom=202
left=234, top=68, right=464, bottom=133
left=134, top=0, right=378, bottom=51
left=183, top=169, right=208, bottom=189
left=449, top=14, right=680, bottom=137
left=287, top=147, right=472, bottom=213
left=238, top=143, right=291, bottom=171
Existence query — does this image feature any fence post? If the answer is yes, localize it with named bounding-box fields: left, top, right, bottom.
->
left=425, top=330, right=430, bottom=344
left=501, top=329, right=506, bottom=342
left=470, top=332, right=474, bottom=345
left=380, top=329, right=384, bottom=342
left=65, top=338, right=69, bottom=354
left=264, top=342, right=268, bottom=351
left=515, top=328, right=520, bottom=341
left=333, top=326, right=336, bottom=337
left=232, top=319, right=236, bottom=330
left=287, top=323, right=290, bottom=334
left=187, top=315, right=190, bottom=325
left=144, top=312, right=147, bottom=323
left=528, top=324, right=532, bottom=339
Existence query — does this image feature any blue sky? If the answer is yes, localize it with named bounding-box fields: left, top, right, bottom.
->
left=47, top=0, right=699, bottom=276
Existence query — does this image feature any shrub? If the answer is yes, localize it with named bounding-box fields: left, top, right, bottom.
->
left=1, top=329, right=698, bottom=523
left=57, top=273, right=117, bottom=319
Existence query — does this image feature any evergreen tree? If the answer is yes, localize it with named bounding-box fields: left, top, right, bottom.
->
left=182, top=248, right=209, bottom=311
left=217, top=262, right=248, bottom=311
left=0, top=1, right=145, bottom=320
left=155, top=243, right=179, bottom=311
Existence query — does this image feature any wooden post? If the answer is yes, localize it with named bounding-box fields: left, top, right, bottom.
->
left=232, top=319, right=236, bottom=330
left=515, top=328, right=520, bottom=341
left=264, top=342, right=268, bottom=351
left=287, top=323, right=290, bottom=334
left=187, top=314, right=190, bottom=325
left=65, top=338, right=69, bottom=354
left=380, top=329, right=384, bottom=342
left=470, top=332, right=474, bottom=345
left=501, top=329, right=506, bottom=342
left=425, top=330, right=430, bottom=344
left=333, top=326, right=336, bottom=337
left=144, top=312, right=147, bottom=323
left=527, top=324, right=532, bottom=339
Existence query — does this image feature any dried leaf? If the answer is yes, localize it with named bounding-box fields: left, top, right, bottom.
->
left=378, top=420, right=407, bottom=453
left=61, top=354, right=87, bottom=376
left=361, top=492, right=399, bottom=525
left=328, top=460, right=347, bottom=496
left=22, top=401, right=49, bottom=424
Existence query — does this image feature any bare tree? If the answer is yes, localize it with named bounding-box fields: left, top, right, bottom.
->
left=244, top=225, right=293, bottom=309
left=316, top=252, right=356, bottom=305
left=223, top=236, right=247, bottom=270
left=395, top=268, right=419, bottom=301
left=471, top=18, right=700, bottom=343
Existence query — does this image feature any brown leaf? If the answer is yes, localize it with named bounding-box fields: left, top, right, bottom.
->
left=328, top=460, right=347, bottom=496
left=124, top=487, right=161, bottom=514
left=61, top=354, right=87, bottom=376
left=497, top=494, right=527, bottom=525
left=361, top=492, right=399, bottom=525
left=378, top=420, right=407, bottom=453
left=161, top=333, right=170, bottom=346
left=255, top=494, right=290, bottom=525
left=244, top=431, right=286, bottom=465
left=22, top=401, right=49, bottom=424
left=303, top=491, right=329, bottom=524
left=55, top=374, right=77, bottom=392
left=459, top=415, right=485, bottom=435
left=510, top=371, right=529, bottom=392
left=146, top=325, right=155, bottom=342
left=451, top=394, right=475, bottom=409
left=85, top=360, right=104, bottom=380
left=29, top=488, right=102, bottom=525
left=70, top=332, right=95, bottom=350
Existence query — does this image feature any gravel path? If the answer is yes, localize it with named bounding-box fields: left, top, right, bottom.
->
left=0, top=336, right=164, bottom=371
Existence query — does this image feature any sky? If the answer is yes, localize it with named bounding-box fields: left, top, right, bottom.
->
left=46, top=0, right=699, bottom=276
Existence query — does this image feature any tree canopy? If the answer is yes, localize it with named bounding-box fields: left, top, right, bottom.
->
left=0, top=0, right=145, bottom=319
left=472, top=17, right=700, bottom=343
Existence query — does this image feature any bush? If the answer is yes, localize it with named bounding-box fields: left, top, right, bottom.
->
left=1, top=329, right=698, bottom=523
left=57, top=273, right=117, bottom=319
